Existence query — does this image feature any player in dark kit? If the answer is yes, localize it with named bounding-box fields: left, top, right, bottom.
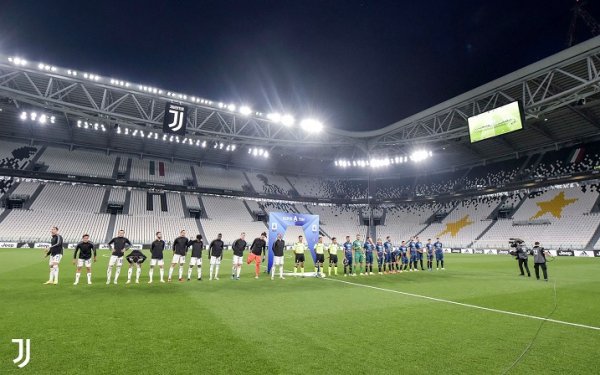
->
left=208, top=233, right=225, bottom=280
left=169, top=230, right=190, bottom=282
left=247, top=232, right=267, bottom=279
left=271, top=233, right=285, bottom=280
left=231, top=233, right=247, bottom=280
left=125, top=246, right=147, bottom=284
left=415, top=236, right=424, bottom=270
left=148, top=232, right=166, bottom=283
left=434, top=238, right=444, bottom=270
left=375, top=238, right=385, bottom=275
left=400, top=241, right=409, bottom=272
left=384, top=237, right=394, bottom=274
left=530, top=242, right=550, bottom=281
left=72, top=234, right=96, bottom=285
left=343, top=236, right=354, bottom=277
left=106, top=229, right=132, bottom=285
left=408, top=237, right=418, bottom=272
left=44, top=226, right=64, bottom=285
left=425, top=239, right=434, bottom=271
left=188, top=234, right=204, bottom=281
left=364, top=237, right=375, bottom=275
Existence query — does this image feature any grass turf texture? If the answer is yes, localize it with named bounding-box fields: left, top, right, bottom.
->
left=0, top=249, right=599, bottom=374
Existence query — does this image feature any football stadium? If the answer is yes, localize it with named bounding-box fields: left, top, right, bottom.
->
left=1, top=3, right=600, bottom=374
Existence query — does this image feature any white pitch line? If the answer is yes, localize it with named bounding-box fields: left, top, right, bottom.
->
left=324, top=277, right=600, bottom=332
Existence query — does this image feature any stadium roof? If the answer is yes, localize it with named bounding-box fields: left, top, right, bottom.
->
left=1, top=36, right=600, bottom=176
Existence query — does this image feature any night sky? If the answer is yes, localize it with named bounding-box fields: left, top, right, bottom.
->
left=0, top=0, right=597, bottom=131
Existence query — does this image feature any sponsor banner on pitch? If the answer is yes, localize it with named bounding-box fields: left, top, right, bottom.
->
left=594, top=250, right=600, bottom=257
left=34, top=242, right=52, bottom=249
left=574, top=250, right=592, bottom=257
left=556, top=249, right=575, bottom=256
left=484, top=248, right=497, bottom=254
left=0, top=242, right=18, bottom=248
left=461, top=248, right=474, bottom=254
left=131, top=244, right=143, bottom=250
left=98, top=243, right=110, bottom=250
left=18, top=243, right=33, bottom=248
left=443, top=248, right=452, bottom=253
left=450, top=248, right=461, bottom=254
left=497, top=249, right=510, bottom=255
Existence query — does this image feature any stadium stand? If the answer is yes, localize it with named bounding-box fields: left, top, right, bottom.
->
left=379, top=202, right=446, bottom=241
left=246, top=172, right=294, bottom=196
left=478, top=186, right=600, bottom=249
left=199, top=195, right=267, bottom=244
left=0, top=140, right=38, bottom=170
left=286, top=176, right=337, bottom=198
left=304, top=204, right=367, bottom=241
left=129, top=158, right=193, bottom=184
left=194, top=165, right=248, bottom=191
left=38, top=147, right=118, bottom=178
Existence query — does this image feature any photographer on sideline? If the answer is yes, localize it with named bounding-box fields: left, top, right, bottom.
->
left=529, top=242, right=550, bottom=282
left=510, top=239, right=531, bottom=277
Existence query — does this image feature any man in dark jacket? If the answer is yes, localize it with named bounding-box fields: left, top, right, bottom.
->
left=530, top=242, right=550, bottom=281
left=270, top=233, right=285, bottom=280
left=168, top=230, right=190, bottom=282
left=187, top=234, right=204, bottom=281
left=231, top=233, right=247, bottom=280
left=516, top=241, right=531, bottom=277
left=208, top=233, right=225, bottom=280
left=247, top=232, right=267, bottom=279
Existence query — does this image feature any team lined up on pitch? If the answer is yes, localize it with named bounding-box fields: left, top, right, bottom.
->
left=42, top=227, right=446, bottom=285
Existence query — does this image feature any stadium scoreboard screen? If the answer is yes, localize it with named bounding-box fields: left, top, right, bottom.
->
left=468, top=101, right=524, bottom=143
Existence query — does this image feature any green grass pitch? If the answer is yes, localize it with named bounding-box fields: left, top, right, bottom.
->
left=0, top=248, right=599, bottom=374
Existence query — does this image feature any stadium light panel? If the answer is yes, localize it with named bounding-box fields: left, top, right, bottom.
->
left=410, top=149, right=430, bottom=162
left=281, top=114, right=295, bottom=127
left=201, top=141, right=206, bottom=148
left=227, top=104, right=236, bottom=112
left=300, top=119, right=323, bottom=133
left=239, top=106, right=252, bottom=116
left=20, top=112, right=27, bottom=120
left=267, top=113, right=281, bottom=123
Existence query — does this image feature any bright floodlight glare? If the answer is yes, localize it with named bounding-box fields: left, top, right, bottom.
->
left=410, top=149, right=429, bottom=162
left=281, top=114, right=295, bottom=126
left=300, top=118, right=323, bottom=133
left=239, top=106, right=252, bottom=116
left=264, top=151, right=269, bottom=158
left=20, top=112, right=27, bottom=120
left=227, top=104, right=236, bottom=112
left=267, top=113, right=281, bottom=123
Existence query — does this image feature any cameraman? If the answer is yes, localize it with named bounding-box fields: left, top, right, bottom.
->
left=514, top=240, right=531, bottom=277
left=529, top=242, right=549, bottom=281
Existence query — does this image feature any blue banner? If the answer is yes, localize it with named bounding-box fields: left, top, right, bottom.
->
left=267, top=212, right=320, bottom=273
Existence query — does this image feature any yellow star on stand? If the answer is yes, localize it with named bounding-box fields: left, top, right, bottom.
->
left=437, top=215, right=474, bottom=238
left=530, top=191, right=578, bottom=219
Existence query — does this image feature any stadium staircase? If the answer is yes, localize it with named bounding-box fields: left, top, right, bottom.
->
left=517, top=154, right=534, bottom=176
left=195, top=196, right=208, bottom=219
left=585, top=221, right=600, bottom=250
left=105, top=214, right=117, bottom=243
left=590, top=193, right=600, bottom=214
left=302, top=205, right=333, bottom=239
left=146, top=192, right=153, bottom=211
left=241, top=172, right=256, bottom=193
left=242, top=200, right=267, bottom=228
left=99, top=188, right=111, bottom=213
left=194, top=218, right=208, bottom=242
left=160, top=193, right=167, bottom=212
left=25, top=145, right=46, bottom=170
left=284, top=176, right=300, bottom=197
left=111, top=157, right=121, bottom=179
left=23, top=184, right=45, bottom=209
left=123, top=190, right=131, bottom=214
left=0, top=208, right=11, bottom=225
left=125, top=158, right=132, bottom=180
left=528, top=152, right=545, bottom=173
left=190, top=166, right=199, bottom=186
left=509, top=196, right=528, bottom=218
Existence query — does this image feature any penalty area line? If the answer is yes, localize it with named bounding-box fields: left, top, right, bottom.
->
left=324, top=277, right=600, bottom=332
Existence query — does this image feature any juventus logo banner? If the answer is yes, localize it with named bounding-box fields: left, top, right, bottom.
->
left=163, top=102, right=187, bottom=135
